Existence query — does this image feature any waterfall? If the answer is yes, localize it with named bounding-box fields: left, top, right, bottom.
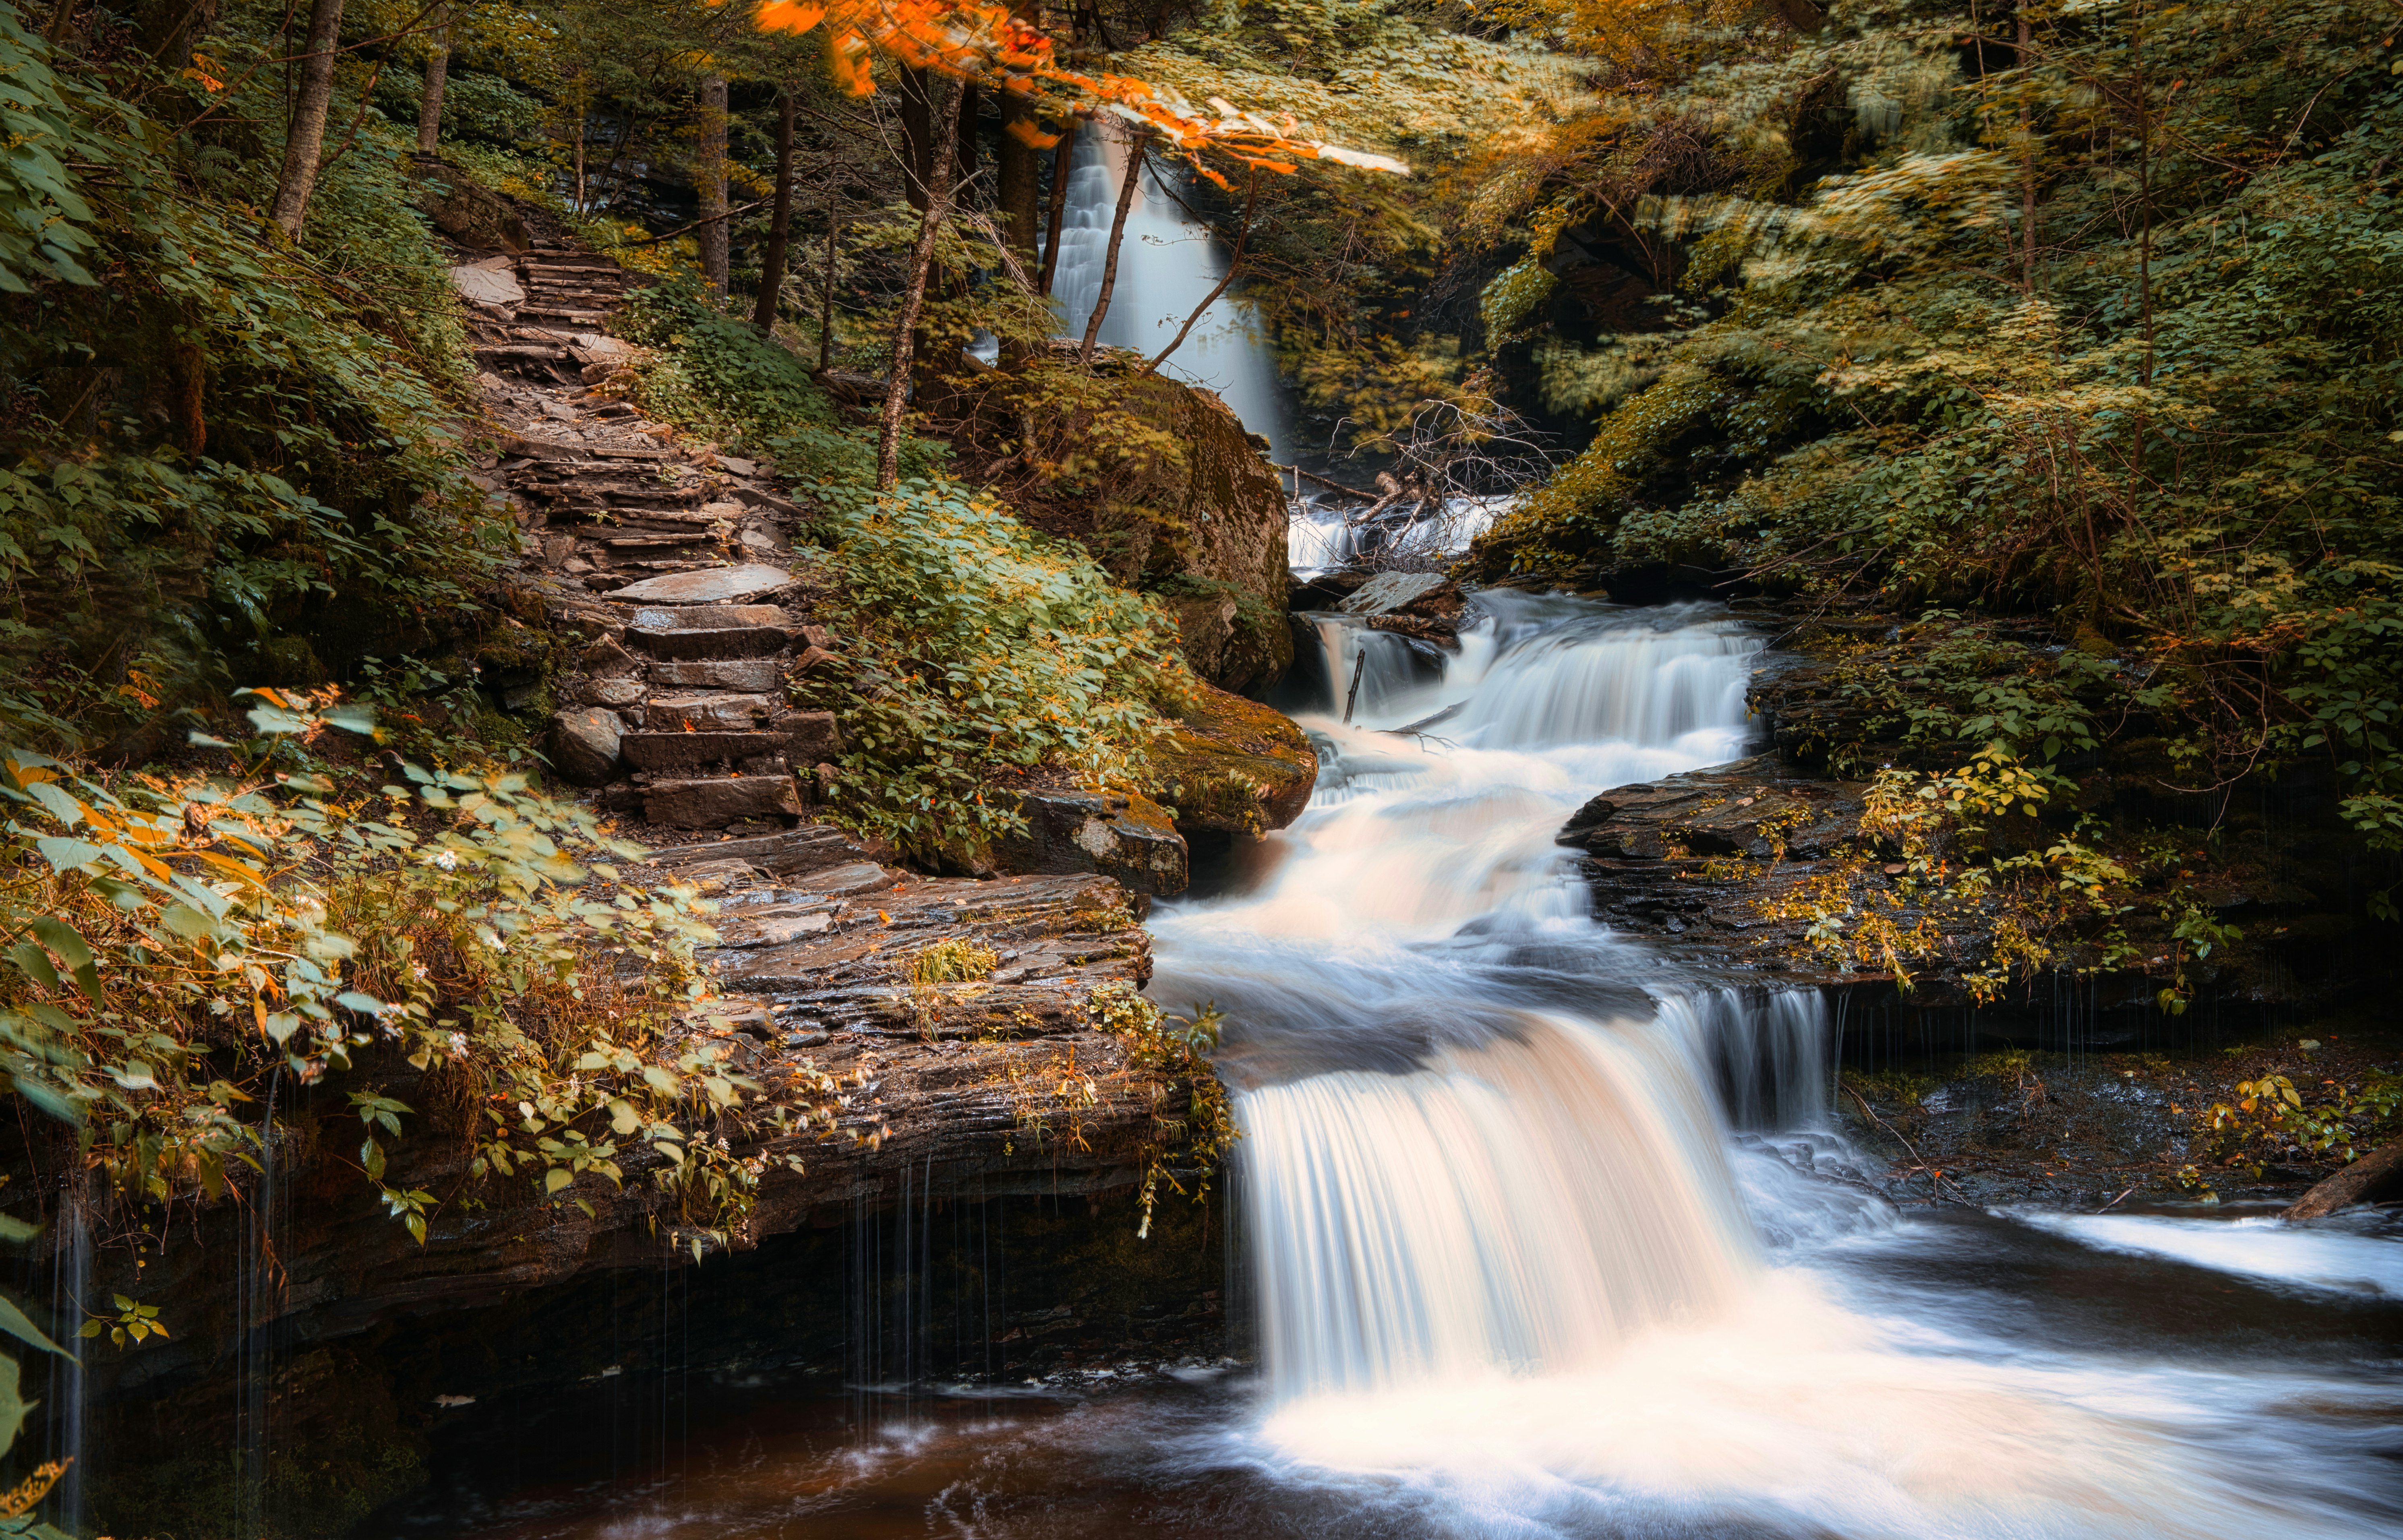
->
left=1240, top=1008, right=1757, bottom=1400
left=1044, top=125, right=1291, bottom=461
left=1155, top=598, right=1809, bottom=1404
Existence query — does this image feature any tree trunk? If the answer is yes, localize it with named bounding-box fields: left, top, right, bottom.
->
left=878, top=77, right=958, bottom=492
left=999, top=95, right=1041, bottom=274
left=2018, top=8, right=2037, bottom=293
left=1768, top=0, right=1826, bottom=31
left=899, top=65, right=934, bottom=212
left=2285, top=1139, right=2403, bottom=1220
left=1037, top=119, right=1076, bottom=298
left=416, top=4, right=450, bottom=156
left=819, top=197, right=841, bottom=372
left=269, top=0, right=347, bottom=237
left=955, top=77, right=980, bottom=191
left=697, top=74, right=730, bottom=300
left=1078, top=134, right=1144, bottom=365
left=753, top=83, right=798, bottom=330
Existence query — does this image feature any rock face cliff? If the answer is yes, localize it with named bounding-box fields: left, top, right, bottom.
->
left=1004, top=368, right=1297, bottom=696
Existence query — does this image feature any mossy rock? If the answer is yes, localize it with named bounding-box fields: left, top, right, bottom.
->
left=1149, top=681, right=1316, bottom=837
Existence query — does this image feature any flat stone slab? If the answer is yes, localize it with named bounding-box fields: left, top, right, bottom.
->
left=644, top=823, right=867, bottom=876
left=627, top=625, right=789, bottom=661
left=647, top=658, right=784, bottom=691
left=1340, top=571, right=1448, bottom=616
left=625, top=604, right=787, bottom=630
left=606, top=564, right=792, bottom=605
left=451, top=264, right=526, bottom=307
left=644, top=692, right=775, bottom=730
left=643, top=775, right=804, bottom=828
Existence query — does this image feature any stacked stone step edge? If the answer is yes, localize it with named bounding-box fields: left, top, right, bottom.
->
left=454, top=224, right=840, bottom=840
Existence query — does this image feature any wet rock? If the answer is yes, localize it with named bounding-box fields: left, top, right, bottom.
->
left=995, top=790, right=1189, bottom=897
left=548, top=707, right=625, bottom=786
left=1341, top=571, right=1448, bottom=616
left=1149, top=681, right=1316, bottom=836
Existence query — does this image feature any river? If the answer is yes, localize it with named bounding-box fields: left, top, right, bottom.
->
left=391, top=592, right=2403, bottom=1538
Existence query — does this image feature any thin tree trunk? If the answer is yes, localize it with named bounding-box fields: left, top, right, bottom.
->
left=269, top=0, right=347, bottom=237
left=820, top=196, right=840, bottom=372
left=573, top=83, right=587, bottom=212
left=416, top=3, right=449, bottom=154
left=753, top=83, right=798, bottom=330
left=1132, top=167, right=1256, bottom=381
left=998, top=7, right=1041, bottom=272
left=878, top=77, right=958, bottom=492
left=2019, top=7, right=2037, bottom=293
left=1078, top=133, right=1144, bottom=365
left=899, top=65, right=933, bottom=212
left=1037, top=118, right=1076, bottom=298
left=955, top=77, right=980, bottom=190
left=697, top=74, right=731, bottom=300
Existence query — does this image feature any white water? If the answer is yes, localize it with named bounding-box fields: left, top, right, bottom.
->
left=1045, top=125, right=1290, bottom=461
left=1147, top=593, right=2403, bottom=1538
left=2011, top=1210, right=2403, bottom=1299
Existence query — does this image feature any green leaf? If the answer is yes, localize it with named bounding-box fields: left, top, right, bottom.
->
left=4, top=945, right=57, bottom=993
left=0, top=1216, right=39, bottom=1245
left=0, top=1355, right=34, bottom=1458
left=0, top=1291, right=72, bottom=1360
left=544, top=1167, right=573, bottom=1194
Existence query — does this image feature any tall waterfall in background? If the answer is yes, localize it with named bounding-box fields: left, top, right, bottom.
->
left=1044, top=126, right=1292, bottom=463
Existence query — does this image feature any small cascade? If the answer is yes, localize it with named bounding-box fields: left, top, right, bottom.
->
left=1043, top=125, right=1291, bottom=460
left=1656, top=987, right=1835, bottom=1133
left=1240, top=1008, right=1757, bottom=1401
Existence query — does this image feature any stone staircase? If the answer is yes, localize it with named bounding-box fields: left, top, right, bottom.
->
left=453, top=227, right=836, bottom=837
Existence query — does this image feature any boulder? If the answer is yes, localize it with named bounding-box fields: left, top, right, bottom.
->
left=548, top=707, right=624, bottom=786
left=643, top=775, right=805, bottom=827
left=413, top=163, right=529, bottom=252
left=1148, top=681, right=1317, bottom=837
left=994, top=790, right=1188, bottom=897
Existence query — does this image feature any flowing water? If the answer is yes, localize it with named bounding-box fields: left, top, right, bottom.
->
left=1044, top=124, right=1291, bottom=463
left=397, top=593, right=2403, bottom=1538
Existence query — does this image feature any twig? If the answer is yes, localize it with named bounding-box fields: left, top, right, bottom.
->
left=1840, top=1079, right=1974, bottom=1205
left=614, top=199, right=769, bottom=248
left=2095, top=1181, right=2142, bottom=1214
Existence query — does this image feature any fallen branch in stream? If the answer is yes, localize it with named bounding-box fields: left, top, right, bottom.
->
left=1839, top=1080, right=1976, bottom=1206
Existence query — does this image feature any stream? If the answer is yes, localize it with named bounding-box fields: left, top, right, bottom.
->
left=393, top=594, right=2403, bottom=1538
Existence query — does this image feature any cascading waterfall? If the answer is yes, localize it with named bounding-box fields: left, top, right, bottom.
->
left=1146, top=593, right=2398, bottom=1539
left=1043, top=125, right=1290, bottom=462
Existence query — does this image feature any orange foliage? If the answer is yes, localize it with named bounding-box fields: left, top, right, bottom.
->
left=750, top=0, right=1408, bottom=184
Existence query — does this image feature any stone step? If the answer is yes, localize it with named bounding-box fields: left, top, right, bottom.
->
left=643, top=692, right=777, bottom=730
left=646, top=657, right=785, bottom=691
left=474, top=343, right=570, bottom=364
left=644, top=821, right=867, bottom=877
left=519, top=306, right=615, bottom=325
left=627, top=624, right=790, bottom=661
left=622, top=730, right=786, bottom=772
left=604, top=564, right=795, bottom=606
left=623, top=603, right=787, bottom=628
left=644, top=774, right=805, bottom=828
